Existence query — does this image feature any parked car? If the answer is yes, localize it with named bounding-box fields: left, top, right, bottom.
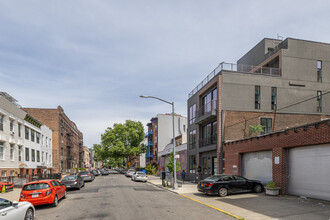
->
left=101, top=170, right=109, bottom=176
left=78, top=171, right=95, bottom=182
left=91, top=170, right=99, bottom=176
left=125, top=169, right=136, bottom=177
left=19, top=179, right=67, bottom=207
left=131, top=172, right=148, bottom=182
left=0, top=197, right=35, bottom=220
left=198, top=175, right=264, bottom=197
left=0, top=181, right=14, bottom=192
left=61, top=175, right=84, bottom=190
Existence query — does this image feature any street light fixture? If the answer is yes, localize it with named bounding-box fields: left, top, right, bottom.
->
left=140, top=95, right=178, bottom=190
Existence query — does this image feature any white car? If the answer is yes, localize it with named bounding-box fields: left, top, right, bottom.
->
left=125, top=169, right=136, bottom=177
left=0, top=197, right=35, bottom=220
left=131, top=171, right=148, bottom=182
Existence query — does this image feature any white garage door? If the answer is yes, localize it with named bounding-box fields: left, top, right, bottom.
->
left=242, top=151, right=272, bottom=185
left=288, top=144, right=330, bottom=201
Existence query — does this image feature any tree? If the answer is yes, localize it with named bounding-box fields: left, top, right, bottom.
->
left=165, top=152, right=181, bottom=174
left=101, top=120, right=145, bottom=166
left=248, top=124, right=264, bottom=137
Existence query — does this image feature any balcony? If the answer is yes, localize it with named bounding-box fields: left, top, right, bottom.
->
left=195, top=100, right=217, bottom=124
left=188, top=62, right=281, bottom=98
left=148, top=130, right=153, bottom=136
left=146, top=153, right=154, bottom=158
left=199, top=135, right=217, bottom=148
left=148, top=141, right=153, bottom=146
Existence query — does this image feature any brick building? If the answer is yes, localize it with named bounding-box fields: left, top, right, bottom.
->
left=223, top=119, right=330, bottom=201
left=187, top=38, right=330, bottom=182
left=23, top=106, right=84, bottom=173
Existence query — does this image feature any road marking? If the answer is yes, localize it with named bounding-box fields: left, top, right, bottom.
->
left=179, top=194, right=245, bottom=220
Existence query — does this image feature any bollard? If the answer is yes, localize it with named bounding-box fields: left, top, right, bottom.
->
left=1, top=185, right=6, bottom=193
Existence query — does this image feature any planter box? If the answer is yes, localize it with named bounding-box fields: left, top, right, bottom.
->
left=265, top=187, right=280, bottom=196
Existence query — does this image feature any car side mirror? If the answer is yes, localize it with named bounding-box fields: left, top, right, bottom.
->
left=12, top=201, right=19, bottom=206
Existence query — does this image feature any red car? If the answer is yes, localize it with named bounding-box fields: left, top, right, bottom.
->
left=0, top=181, right=14, bottom=191
left=19, top=179, right=67, bottom=207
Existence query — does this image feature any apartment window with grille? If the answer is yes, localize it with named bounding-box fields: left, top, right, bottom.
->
left=317, top=60, right=322, bottom=82
left=37, top=150, right=40, bottom=162
left=25, top=127, right=29, bottom=140
left=317, top=91, right=322, bottom=112
left=31, top=130, right=35, bottom=142
left=0, top=142, right=4, bottom=160
left=25, top=147, right=29, bottom=161
left=10, top=170, right=14, bottom=176
left=255, top=85, right=261, bottom=109
left=18, top=124, right=22, bottom=137
left=31, top=149, right=35, bottom=162
left=1, top=171, right=6, bottom=177
left=10, top=119, right=14, bottom=131
left=271, top=87, right=277, bottom=110
left=10, top=144, right=14, bottom=161
left=189, top=104, right=196, bottom=124
left=189, top=130, right=196, bottom=149
left=189, top=155, right=196, bottom=174
left=18, top=146, right=22, bottom=162
left=0, top=115, right=3, bottom=131
left=260, top=118, right=272, bottom=135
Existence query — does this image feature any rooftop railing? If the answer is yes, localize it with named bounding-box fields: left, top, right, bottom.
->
left=188, top=62, right=281, bottom=98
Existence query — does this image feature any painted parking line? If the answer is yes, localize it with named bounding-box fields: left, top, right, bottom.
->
left=179, top=194, right=245, bottom=220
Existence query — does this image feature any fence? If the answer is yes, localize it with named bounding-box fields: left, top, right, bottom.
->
left=0, top=176, right=29, bottom=188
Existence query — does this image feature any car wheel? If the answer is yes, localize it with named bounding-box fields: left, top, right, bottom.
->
left=24, top=208, right=34, bottom=220
left=254, top=184, right=263, bottom=193
left=64, top=190, right=67, bottom=199
left=218, top=187, right=228, bottom=197
left=52, top=195, right=59, bottom=207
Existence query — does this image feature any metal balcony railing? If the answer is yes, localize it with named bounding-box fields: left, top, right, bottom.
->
left=199, top=135, right=217, bottom=147
left=197, top=100, right=217, bottom=118
left=146, top=153, right=154, bottom=158
left=188, top=62, right=281, bottom=98
left=148, top=130, right=153, bottom=136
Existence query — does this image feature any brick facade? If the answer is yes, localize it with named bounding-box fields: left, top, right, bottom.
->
left=22, top=106, right=83, bottom=173
left=223, top=119, right=330, bottom=194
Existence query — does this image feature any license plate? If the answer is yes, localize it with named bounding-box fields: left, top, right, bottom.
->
left=32, top=194, right=39, bottom=198
left=201, top=184, right=204, bottom=186
left=66, top=185, right=70, bottom=188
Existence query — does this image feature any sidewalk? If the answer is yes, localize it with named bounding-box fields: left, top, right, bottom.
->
left=0, top=188, right=21, bottom=201
left=147, top=175, right=330, bottom=220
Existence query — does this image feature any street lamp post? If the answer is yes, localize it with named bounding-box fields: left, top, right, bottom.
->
left=140, top=95, right=178, bottom=190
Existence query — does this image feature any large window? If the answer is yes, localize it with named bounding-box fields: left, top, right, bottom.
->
left=36, top=132, right=40, bottom=144
left=317, top=60, right=322, bottom=82
left=200, top=121, right=217, bottom=147
left=25, top=127, right=29, bottom=140
left=0, top=115, right=3, bottom=131
left=203, top=157, right=208, bottom=174
left=25, top=147, right=29, bottom=161
left=31, top=149, right=35, bottom=162
left=189, top=130, right=196, bottom=149
left=189, top=104, right=196, bottom=124
left=201, top=88, right=217, bottom=115
left=37, top=150, right=40, bottom=162
left=10, top=144, right=14, bottom=161
left=260, top=118, right=272, bottom=135
left=18, top=124, right=22, bottom=137
left=10, top=119, right=14, bottom=132
left=255, top=85, right=261, bottom=109
left=271, top=87, right=277, bottom=110
left=189, top=155, right=196, bottom=174
left=317, top=91, right=322, bottom=113
left=0, top=142, right=4, bottom=160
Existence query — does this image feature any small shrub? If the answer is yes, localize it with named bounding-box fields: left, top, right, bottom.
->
left=266, top=181, right=277, bottom=188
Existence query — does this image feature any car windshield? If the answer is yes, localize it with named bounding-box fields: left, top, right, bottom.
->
left=203, top=175, right=222, bottom=182
left=63, top=176, right=77, bottom=181
left=23, top=183, right=50, bottom=191
left=79, top=171, right=89, bottom=175
left=137, top=172, right=146, bottom=175
left=0, top=198, right=12, bottom=210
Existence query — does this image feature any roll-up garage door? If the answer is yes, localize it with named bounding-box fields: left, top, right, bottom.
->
left=241, top=151, right=272, bottom=185
left=288, top=144, right=330, bottom=201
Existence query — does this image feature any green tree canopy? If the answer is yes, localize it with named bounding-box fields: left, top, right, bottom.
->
left=101, top=120, right=145, bottom=163
left=166, top=152, right=181, bottom=173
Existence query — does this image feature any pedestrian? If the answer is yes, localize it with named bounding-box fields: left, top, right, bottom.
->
left=181, top=170, right=186, bottom=184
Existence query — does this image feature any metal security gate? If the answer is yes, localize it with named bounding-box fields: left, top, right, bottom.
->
left=242, top=151, right=272, bottom=185
left=287, top=144, right=330, bottom=201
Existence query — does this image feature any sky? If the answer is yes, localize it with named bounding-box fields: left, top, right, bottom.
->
left=1, top=0, right=330, bottom=148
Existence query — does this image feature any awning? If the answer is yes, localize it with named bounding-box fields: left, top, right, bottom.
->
left=19, top=163, right=28, bottom=168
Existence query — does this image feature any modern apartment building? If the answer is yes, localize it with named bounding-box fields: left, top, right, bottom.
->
left=187, top=38, right=330, bottom=182
left=146, top=113, right=187, bottom=167
left=0, top=92, right=53, bottom=177
left=23, top=106, right=84, bottom=173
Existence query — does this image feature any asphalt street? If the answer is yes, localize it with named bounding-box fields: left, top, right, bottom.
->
left=34, top=171, right=233, bottom=220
